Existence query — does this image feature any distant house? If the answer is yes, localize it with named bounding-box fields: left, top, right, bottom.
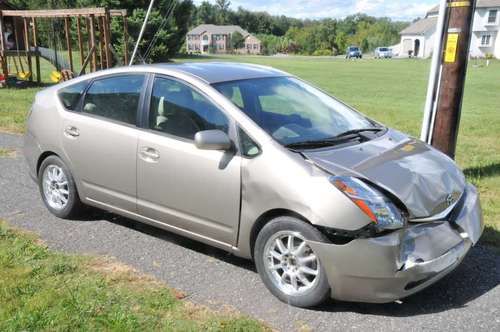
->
left=186, top=24, right=261, bottom=55
left=400, top=0, right=500, bottom=59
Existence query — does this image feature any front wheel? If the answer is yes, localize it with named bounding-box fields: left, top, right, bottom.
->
left=254, top=216, right=331, bottom=308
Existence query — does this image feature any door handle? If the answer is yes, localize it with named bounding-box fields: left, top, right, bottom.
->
left=139, top=147, right=160, bottom=162
left=64, top=126, right=80, bottom=138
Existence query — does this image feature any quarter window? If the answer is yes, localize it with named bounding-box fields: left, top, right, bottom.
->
left=149, top=77, right=229, bottom=140
left=238, top=127, right=260, bottom=157
left=82, top=75, right=145, bottom=125
left=58, top=80, right=88, bottom=110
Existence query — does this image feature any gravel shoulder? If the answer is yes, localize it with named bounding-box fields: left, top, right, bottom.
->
left=1, top=132, right=499, bottom=331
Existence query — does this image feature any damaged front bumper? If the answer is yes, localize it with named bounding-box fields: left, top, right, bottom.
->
left=308, top=183, right=484, bottom=303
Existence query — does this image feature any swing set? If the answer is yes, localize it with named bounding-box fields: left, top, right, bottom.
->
left=0, top=7, right=129, bottom=86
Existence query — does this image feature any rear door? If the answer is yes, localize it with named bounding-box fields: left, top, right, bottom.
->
left=136, top=75, right=241, bottom=245
left=60, top=74, right=147, bottom=212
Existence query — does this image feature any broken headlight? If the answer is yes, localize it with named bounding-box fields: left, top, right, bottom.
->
left=331, top=176, right=406, bottom=232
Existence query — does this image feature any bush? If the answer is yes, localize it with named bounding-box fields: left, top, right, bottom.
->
left=312, top=49, right=333, bottom=56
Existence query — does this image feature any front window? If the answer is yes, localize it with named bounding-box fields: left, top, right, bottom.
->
left=481, top=34, right=492, bottom=46
left=149, top=77, right=229, bottom=140
left=213, top=77, right=378, bottom=146
left=488, top=10, right=497, bottom=24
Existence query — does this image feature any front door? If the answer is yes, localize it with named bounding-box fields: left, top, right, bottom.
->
left=61, top=74, right=147, bottom=212
left=137, top=76, right=241, bottom=245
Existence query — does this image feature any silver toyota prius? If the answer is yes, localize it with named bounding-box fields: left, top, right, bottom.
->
left=24, top=62, right=483, bottom=308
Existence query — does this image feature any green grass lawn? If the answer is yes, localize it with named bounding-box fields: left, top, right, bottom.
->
left=0, top=221, right=267, bottom=331
left=0, top=55, right=499, bottom=248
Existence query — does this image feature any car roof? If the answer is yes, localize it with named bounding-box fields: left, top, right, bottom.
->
left=150, top=62, right=289, bottom=84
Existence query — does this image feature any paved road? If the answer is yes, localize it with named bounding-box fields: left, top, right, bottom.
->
left=1, top=132, right=499, bottom=331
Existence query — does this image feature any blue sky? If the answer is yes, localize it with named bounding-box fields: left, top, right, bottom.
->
left=193, top=0, right=438, bottom=21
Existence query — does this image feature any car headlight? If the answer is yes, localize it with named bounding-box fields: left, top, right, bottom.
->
left=331, top=176, right=406, bottom=232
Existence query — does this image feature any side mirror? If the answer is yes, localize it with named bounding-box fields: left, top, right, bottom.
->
left=194, top=130, right=232, bottom=151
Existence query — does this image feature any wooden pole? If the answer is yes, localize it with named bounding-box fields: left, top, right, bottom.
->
left=31, top=17, right=40, bottom=83
left=0, top=11, right=8, bottom=78
left=88, top=14, right=97, bottom=72
left=76, top=16, right=84, bottom=73
left=79, top=45, right=95, bottom=76
left=103, top=8, right=112, bottom=68
left=86, top=16, right=92, bottom=71
left=97, top=16, right=104, bottom=70
left=431, top=0, right=476, bottom=158
left=123, top=15, right=128, bottom=65
left=23, top=17, right=33, bottom=81
left=64, top=16, right=74, bottom=73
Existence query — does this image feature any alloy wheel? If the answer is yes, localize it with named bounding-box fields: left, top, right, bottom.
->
left=42, top=165, right=70, bottom=210
left=263, top=231, right=320, bottom=296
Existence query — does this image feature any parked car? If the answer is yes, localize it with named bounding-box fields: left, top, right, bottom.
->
left=25, top=63, right=483, bottom=308
left=375, top=47, right=393, bottom=58
left=346, top=46, right=362, bottom=59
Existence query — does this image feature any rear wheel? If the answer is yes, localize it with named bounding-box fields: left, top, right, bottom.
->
left=254, top=216, right=331, bottom=308
left=38, top=155, right=84, bottom=219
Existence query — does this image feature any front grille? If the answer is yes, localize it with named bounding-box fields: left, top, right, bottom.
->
left=448, top=190, right=467, bottom=223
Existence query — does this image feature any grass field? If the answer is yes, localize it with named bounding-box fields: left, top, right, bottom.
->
left=0, top=55, right=499, bottom=249
left=0, top=221, right=266, bottom=331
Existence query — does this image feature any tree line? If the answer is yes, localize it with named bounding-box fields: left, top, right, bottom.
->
left=192, top=0, right=409, bottom=56
left=7, top=0, right=409, bottom=62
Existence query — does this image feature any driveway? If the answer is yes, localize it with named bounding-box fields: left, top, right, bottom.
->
left=1, top=132, right=499, bottom=331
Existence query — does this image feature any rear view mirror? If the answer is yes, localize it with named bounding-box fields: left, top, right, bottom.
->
left=194, top=130, right=232, bottom=151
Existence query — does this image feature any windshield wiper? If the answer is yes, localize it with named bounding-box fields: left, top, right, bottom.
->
left=334, top=127, right=385, bottom=139
left=285, top=135, right=361, bottom=150
left=285, top=127, right=385, bottom=150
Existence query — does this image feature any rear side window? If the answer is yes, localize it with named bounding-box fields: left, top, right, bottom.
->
left=58, top=80, right=88, bottom=110
left=82, top=75, right=145, bottom=125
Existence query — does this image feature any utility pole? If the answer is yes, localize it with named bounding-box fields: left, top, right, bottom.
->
left=430, top=0, right=476, bottom=158
left=129, top=0, right=155, bottom=66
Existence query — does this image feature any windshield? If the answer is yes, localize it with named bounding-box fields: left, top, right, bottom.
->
left=349, top=47, right=359, bottom=52
left=213, top=77, right=378, bottom=146
left=379, top=48, right=388, bottom=52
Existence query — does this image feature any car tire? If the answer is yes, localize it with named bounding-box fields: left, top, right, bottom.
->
left=38, top=155, right=84, bottom=219
left=254, top=216, right=331, bottom=308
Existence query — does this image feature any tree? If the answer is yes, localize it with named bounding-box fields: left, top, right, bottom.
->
left=230, top=31, right=245, bottom=51
left=215, top=0, right=230, bottom=24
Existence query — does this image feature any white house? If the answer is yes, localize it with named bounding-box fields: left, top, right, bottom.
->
left=399, top=0, right=500, bottom=59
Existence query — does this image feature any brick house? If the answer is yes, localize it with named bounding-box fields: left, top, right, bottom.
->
left=186, top=24, right=261, bottom=55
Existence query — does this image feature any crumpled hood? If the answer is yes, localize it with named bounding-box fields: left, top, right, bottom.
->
left=303, top=130, right=466, bottom=218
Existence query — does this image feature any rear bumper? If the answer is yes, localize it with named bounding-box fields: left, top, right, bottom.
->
left=308, top=183, right=483, bottom=303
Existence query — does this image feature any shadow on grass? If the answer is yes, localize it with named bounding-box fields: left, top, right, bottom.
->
left=4, top=80, right=54, bottom=89
left=77, top=208, right=500, bottom=318
left=464, top=162, right=500, bottom=181
left=480, top=225, right=500, bottom=253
